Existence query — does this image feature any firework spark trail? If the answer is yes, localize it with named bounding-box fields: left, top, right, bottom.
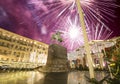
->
left=27, top=0, right=118, bottom=51
left=105, top=31, right=113, bottom=39
left=95, top=23, right=99, bottom=40
left=89, top=23, right=113, bottom=40
left=97, top=25, right=103, bottom=40
left=27, top=0, right=117, bottom=31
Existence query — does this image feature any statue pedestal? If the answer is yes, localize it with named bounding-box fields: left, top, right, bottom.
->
left=39, top=44, right=68, bottom=72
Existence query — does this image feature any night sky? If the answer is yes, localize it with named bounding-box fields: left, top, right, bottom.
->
left=0, top=0, right=120, bottom=51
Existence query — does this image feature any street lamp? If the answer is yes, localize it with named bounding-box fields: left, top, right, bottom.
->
left=75, top=0, right=94, bottom=78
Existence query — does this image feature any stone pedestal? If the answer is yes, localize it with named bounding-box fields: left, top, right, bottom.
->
left=40, top=44, right=68, bottom=72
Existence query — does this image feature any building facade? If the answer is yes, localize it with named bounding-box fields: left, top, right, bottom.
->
left=0, top=28, right=48, bottom=69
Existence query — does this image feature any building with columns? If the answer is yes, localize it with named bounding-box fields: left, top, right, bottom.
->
left=67, top=40, right=115, bottom=69
left=0, top=28, right=48, bottom=69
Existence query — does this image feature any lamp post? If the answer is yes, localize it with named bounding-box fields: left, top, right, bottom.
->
left=75, top=0, right=94, bottom=78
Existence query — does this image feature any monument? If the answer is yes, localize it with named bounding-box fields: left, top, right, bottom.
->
left=39, top=44, right=68, bottom=72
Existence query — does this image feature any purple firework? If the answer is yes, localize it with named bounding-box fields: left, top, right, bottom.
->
left=27, top=0, right=118, bottom=51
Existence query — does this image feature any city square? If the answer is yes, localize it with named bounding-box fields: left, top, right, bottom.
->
left=0, top=0, right=120, bottom=84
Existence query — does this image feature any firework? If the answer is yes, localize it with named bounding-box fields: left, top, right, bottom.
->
left=57, top=16, right=84, bottom=51
left=87, top=23, right=113, bottom=40
left=27, top=0, right=118, bottom=51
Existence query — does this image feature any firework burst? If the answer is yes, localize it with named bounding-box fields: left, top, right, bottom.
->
left=27, top=0, right=118, bottom=51
left=57, top=16, right=84, bottom=51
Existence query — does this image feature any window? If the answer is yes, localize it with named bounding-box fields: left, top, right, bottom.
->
left=14, top=52, right=16, bottom=55
left=11, top=59, right=14, bottom=61
left=6, top=58, right=9, bottom=61
left=1, top=58, right=3, bottom=61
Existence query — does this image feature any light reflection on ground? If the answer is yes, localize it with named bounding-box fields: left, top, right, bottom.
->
left=0, top=71, right=108, bottom=84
